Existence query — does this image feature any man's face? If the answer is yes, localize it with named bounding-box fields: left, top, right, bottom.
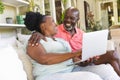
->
left=63, top=9, right=79, bottom=31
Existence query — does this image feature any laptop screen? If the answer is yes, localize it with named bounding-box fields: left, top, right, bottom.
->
left=81, top=29, right=109, bottom=61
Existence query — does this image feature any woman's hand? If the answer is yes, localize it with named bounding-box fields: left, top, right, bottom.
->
left=28, top=31, right=46, bottom=46
left=73, top=57, right=81, bottom=62
left=72, top=49, right=82, bottom=62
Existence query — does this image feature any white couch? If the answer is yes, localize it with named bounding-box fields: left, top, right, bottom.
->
left=0, top=32, right=119, bottom=80
left=110, top=28, right=120, bottom=55
left=0, top=34, right=34, bottom=80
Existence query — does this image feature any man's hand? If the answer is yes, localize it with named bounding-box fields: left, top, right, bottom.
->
left=78, top=56, right=100, bottom=67
left=28, top=32, right=46, bottom=46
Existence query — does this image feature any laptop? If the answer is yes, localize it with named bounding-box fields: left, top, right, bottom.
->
left=67, top=29, right=109, bottom=66
left=81, top=29, right=109, bottom=61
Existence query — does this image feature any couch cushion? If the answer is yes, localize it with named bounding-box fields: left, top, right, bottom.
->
left=17, top=49, right=34, bottom=80
left=0, top=36, right=17, bottom=48
left=112, top=39, right=120, bottom=55
left=110, top=28, right=120, bottom=39
left=17, top=33, right=31, bottom=45
left=16, top=40, right=34, bottom=80
left=107, top=40, right=115, bottom=51
left=0, top=45, right=27, bottom=80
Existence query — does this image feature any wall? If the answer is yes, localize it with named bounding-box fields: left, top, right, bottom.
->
left=76, top=0, right=96, bottom=31
left=0, top=28, right=16, bottom=39
left=19, top=6, right=28, bottom=15
left=34, top=0, right=45, bottom=14
left=0, top=5, right=16, bottom=23
left=95, top=0, right=118, bottom=27
left=76, top=0, right=119, bottom=30
left=76, top=0, right=86, bottom=31
left=85, top=0, right=96, bottom=20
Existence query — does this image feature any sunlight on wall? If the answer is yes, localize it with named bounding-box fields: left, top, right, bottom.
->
left=0, top=5, right=16, bottom=23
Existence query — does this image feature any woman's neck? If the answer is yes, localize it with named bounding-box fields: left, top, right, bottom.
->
left=45, top=33, right=52, bottom=37
left=45, top=34, right=56, bottom=41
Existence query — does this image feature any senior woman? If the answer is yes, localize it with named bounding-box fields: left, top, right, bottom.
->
left=24, top=12, right=102, bottom=80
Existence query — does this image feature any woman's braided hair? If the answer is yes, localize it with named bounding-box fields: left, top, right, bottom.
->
left=24, top=11, right=45, bottom=33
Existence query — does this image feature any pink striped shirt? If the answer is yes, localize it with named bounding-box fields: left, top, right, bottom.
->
left=54, top=24, right=84, bottom=52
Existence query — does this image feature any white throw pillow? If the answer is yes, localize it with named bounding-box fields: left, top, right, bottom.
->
left=17, top=34, right=31, bottom=54
left=16, top=34, right=34, bottom=80
left=107, top=40, right=115, bottom=51
left=16, top=47, right=34, bottom=80
left=17, top=33, right=31, bottom=45
left=0, top=36, right=17, bottom=48
left=0, top=45, right=27, bottom=80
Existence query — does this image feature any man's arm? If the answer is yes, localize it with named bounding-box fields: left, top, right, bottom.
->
left=78, top=56, right=100, bottom=66
left=28, top=32, right=46, bottom=46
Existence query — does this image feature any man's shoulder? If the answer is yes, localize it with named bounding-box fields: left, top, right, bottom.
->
left=76, top=27, right=84, bottom=33
left=57, top=24, right=63, bottom=28
left=56, top=24, right=65, bottom=32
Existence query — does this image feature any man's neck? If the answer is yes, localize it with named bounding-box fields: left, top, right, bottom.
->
left=67, top=28, right=76, bottom=36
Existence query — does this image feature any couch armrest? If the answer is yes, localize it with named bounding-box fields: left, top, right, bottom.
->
left=107, top=40, right=115, bottom=51
left=112, top=39, right=120, bottom=54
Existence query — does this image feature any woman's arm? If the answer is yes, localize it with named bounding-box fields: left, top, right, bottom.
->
left=27, top=43, right=81, bottom=65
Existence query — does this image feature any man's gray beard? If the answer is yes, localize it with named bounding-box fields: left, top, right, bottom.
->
left=64, top=26, right=73, bottom=31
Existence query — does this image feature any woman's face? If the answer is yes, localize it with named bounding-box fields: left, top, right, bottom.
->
left=41, top=16, right=57, bottom=36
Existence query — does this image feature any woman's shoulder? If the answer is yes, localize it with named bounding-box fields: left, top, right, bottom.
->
left=55, top=37, right=66, bottom=42
left=55, top=38, right=70, bottom=45
left=39, top=37, right=69, bottom=45
left=40, top=37, right=53, bottom=43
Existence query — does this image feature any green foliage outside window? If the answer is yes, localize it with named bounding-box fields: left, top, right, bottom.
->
left=0, top=0, right=4, bottom=14
left=86, top=11, right=102, bottom=32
